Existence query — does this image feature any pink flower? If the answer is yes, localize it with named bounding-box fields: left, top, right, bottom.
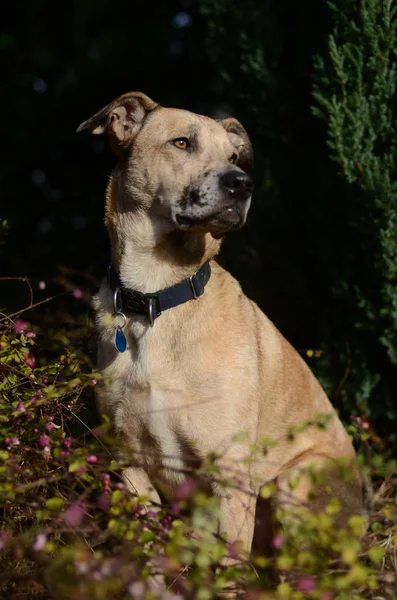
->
left=72, top=288, right=83, bottom=299
left=101, top=473, right=111, bottom=494
left=352, top=415, right=369, bottom=429
left=320, top=593, right=333, bottom=600
left=39, top=281, right=46, bottom=290
left=271, top=534, right=285, bottom=549
left=160, top=515, right=172, bottom=530
left=45, top=422, right=54, bottom=432
left=63, top=437, right=72, bottom=449
left=14, top=318, right=28, bottom=333
left=175, top=478, right=197, bottom=501
left=86, top=455, right=98, bottom=464
left=17, top=402, right=26, bottom=412
left=297, top=575, right=316, bottom=594
left=33, top=533, right=47, bottom=552
left=25, top=354, right=36, bottom=369
left=26, top=331, right=36, bottom=338
left=63, top=502, right=86, bottom=527
left=39, top=434, right=50, bottom=448
left=5, top=437, right=20, bottom=447
left=146, top=510, right=158, bottom=519
left=91, top=378, right=97, bottom=385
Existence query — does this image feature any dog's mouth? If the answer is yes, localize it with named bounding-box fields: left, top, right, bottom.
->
left=175, top=206, right=244, bottom=230
left=175, top=214, right=202, bottom=226
left=175, top=207, right=240, bottom=228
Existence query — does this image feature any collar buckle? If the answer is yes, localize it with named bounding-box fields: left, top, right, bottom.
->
left=189, top=274, right=198, bottom=299
left=189, top=273, right=205, bottom=299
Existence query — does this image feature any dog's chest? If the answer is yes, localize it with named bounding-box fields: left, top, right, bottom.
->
left=110, top=342, right=208, bottom=486
left=97, top=299, right=251, bottom=489
left=128, top=385, right=206, bottom=490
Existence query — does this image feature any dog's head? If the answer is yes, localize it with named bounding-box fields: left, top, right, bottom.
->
left=78, top=92, right=253, bottom=237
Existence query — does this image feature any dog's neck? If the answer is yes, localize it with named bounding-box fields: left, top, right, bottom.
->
left=105, top=182, right=222, bottom=294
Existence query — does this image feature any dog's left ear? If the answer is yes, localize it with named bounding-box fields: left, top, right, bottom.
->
left=76, top=91, right=158, bottom=155
left=219, top=117, right=253, bottom=172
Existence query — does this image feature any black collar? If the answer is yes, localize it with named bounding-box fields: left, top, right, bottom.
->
left=108, top=261, right=211, bottom=326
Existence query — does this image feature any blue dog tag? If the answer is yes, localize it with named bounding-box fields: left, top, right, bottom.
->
left=115, top=327, right=127, bottom=352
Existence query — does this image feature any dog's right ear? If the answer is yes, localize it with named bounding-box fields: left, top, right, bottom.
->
left=218, top=117, right=253, bottom=172
left=76, top=92, right=158, bottom=155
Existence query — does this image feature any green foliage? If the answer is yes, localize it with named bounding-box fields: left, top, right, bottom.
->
left=313, top=0, right=397, bottom=364
left=1, top=311, right=397, bottom=599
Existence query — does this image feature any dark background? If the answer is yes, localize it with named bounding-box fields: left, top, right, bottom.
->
left=2, top=0, right=396, bottom=443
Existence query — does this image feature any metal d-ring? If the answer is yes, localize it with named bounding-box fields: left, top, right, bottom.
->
left=112, top=288, right=127, bottom=329
left=113, top=287, right=122, bottom=314
left=111, top=311, right=127, bottom=330
left=148, top=297, right=155, bottom=328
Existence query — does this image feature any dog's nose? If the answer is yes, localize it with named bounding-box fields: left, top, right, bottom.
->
left=220, top=170, right=254, bottom=200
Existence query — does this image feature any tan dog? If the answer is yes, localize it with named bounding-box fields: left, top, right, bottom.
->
left=78, top=91, right=362, bottom=558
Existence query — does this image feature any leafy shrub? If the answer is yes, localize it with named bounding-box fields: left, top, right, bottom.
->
left=312, top=0, right=397, bottom=442
left=1, top=297, right=397, bottom=599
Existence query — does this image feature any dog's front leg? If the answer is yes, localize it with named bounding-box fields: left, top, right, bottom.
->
left=214, top=481, right=256, bottom=598
left=122, top=467, right=167, bottom=594
left=218, top=482, right=256, bottom=562
left=122, top=467, right=161, bottom=506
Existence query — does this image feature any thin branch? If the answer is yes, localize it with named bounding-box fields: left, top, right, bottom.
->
left=0, top=276, right=33, bottom=306
left=0, top=293, right=66, bottom=324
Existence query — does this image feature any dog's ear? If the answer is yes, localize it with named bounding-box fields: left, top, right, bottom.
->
left=218, top=117, right=253, bottom=172
left=76, top=92, right=158, bottom=155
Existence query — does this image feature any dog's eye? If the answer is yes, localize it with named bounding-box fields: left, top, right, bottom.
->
left=229, top=153, right=238, bottom=164
left=173, top=138, right=189, bottom=150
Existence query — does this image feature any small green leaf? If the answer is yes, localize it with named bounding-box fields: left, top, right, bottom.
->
left=368, top=544, right=385, bottom=564
left=46, top=497, right=65, bottom=510
left=68, top=461, right=83, bottom=473
left=260, top=483, right=274, bottom=498
left=277, top=555, right=294, bottom=570
left=277, top=581, right=292, bottom=599
left=140, top=530, right=155, bottom=543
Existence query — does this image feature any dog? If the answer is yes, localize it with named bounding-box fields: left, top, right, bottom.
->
left=77, top=91, right=362, bottom=560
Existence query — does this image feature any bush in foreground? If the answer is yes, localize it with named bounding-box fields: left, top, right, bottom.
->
left=1, top=305, right=397, bottom=599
